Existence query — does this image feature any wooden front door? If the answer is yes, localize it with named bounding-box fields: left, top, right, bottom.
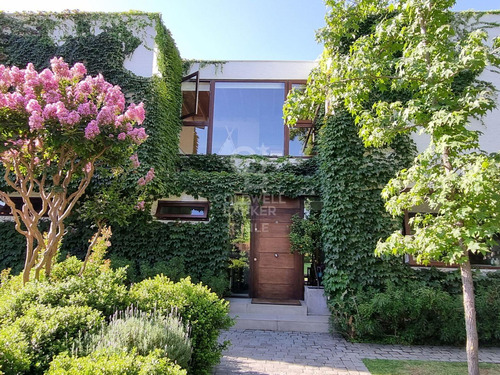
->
left=250, top=195, right=304, bottom=300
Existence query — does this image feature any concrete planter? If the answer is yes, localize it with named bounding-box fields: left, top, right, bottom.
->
left=304, top=286, right=330, bottom=316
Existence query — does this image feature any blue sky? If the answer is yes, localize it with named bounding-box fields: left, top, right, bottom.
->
left=1, top=1, right=498, bottom=61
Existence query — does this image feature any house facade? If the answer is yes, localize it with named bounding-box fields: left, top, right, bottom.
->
left=0, top=11, right=499, bottom=302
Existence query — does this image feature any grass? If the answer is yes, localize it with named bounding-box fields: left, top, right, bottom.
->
left=363, top=359, right=500, bottom=375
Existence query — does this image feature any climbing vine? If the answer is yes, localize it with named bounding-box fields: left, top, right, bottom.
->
left=318, top=111, right=415, bottom=301
left=0, top=11, right=183, bottom=274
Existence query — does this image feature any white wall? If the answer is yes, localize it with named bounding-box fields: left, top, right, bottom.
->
left=188, top=60, right=316, bottom=81
left=123, top=20, right=158, bottom=78
left=10, top=13, right=159, bottom=79
left=412, top=13, right=500, bottom=154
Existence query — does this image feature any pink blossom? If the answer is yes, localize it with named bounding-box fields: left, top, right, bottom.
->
left=127, top=127, right=148, bottom=145
left=84, top=120, right=100, bottom=139
left=77, top=102, right=97, bottom=117
left=29, top=112, right=43, bottom=131
left=137, top=168, right=155, bottom=186
left=9, top=66, right=25, bottom=86
left=70, top=62, right=86, bottom=78
left=135, top=200, right=145, bottom=211
left=42, top=90, right=61, bottom=104
left=130, top=154, right=140, bottom=168
left=26, top=99, right=42, bottom=113
left=6, top=92, right=25, bottom=109
left=55, top=101, right=69, bottom=123
left=117, top=132, right=127, bottom=141
left=125, top=102, right=145, bottom=124
left=96, top=106, right=116, bottom=125
left=105, top=85, right=125, bottom=111
left=64, top=111, right=81, bottom=125
left=114, top=115, right=124, bottom=128
left=144, top=167, right=155, bottom=183
left=50, top=57, right=71, bottom=78
left=43, top=103, right=58, bottom=119
left=33, top=157, right=40, bottom=165
left=24, top=63, right=40, bottom=87
left=76, top=78, right=93, bottom=96
left=39, top=69, right=58, bottom=91
left=83, top=162, right=92, bottom=173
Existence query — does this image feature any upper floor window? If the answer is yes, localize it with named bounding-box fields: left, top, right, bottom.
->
left=180, top=77, right=313, bottom=156
left=213, top=82, right=285, bottom=156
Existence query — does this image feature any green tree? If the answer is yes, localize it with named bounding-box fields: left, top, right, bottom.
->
left=285, top=1, right=500, bottom=374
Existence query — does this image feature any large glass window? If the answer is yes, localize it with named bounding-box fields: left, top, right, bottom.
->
left=212, top=82, right=285, bottom=156
left=0, top=197, right=45, bottom=216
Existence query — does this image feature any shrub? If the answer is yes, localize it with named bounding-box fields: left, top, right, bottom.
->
left=332, top=271, right=500, bottom=346
left=130, top=276, right=233, bottom=375
left=13, top=304, right=103, bottom=374
left=0, top=325, right=30, bottom=375
left=332, top=282, right=465, bottom=345
left=475, top=276, right=500, bottom=344
left=139, top=257, right=187, bottom=283
left=47, top=349, right=186, bottom=375
left=85, top=307, right=192, bottom=369
left=0, top=257, right=129, bottom=322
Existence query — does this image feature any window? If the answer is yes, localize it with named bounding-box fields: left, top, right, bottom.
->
left=403, top=212, right=500, bottom=267
left=289, top=126, right=314, bottom=157
left=179, top=126, right=208, bottom=155
left=180, top=79, right=315, bottom=156
left=155, top=201, right=209, bottom=221
left=212, top=82, right=285, bottom=155
left=0, top=197, right=45, bottom=216
left=180, top=75, right=210, bottom=155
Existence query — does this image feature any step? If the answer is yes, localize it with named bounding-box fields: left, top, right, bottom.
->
left=228, top=298, right=308, bottom=316
left=229, top=312, right=330, bottom=333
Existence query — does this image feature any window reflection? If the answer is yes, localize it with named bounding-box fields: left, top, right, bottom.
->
left=179, top=126, right=207, bottom=155
left=212, top=82, right=285, bottom=155
left=289, top=127, right=313, bottom=156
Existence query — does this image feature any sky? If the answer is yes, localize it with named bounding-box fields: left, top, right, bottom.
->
left=1, top=0, right=499, bottom=61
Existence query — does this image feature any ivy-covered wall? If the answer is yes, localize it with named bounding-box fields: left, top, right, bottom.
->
left=0, top=11, right=183, bottom=272
left=0, top=11, right=419, bottom=299
left=0, top=11, right=183, bottom=194
left=56, top=155, right=319, bottom=294
left=319, top=111, right=416, bottom=302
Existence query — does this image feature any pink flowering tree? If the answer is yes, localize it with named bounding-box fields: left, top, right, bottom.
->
left=0, top=57, right=150, bottom=283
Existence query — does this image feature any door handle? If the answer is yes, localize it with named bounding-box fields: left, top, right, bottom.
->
left=274, top=253, right=279, bottom=258
left=253, top=258, right=257, bottom=262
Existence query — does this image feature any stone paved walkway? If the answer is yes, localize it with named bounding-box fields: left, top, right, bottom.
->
left=213, top=330, right=500, bottom=375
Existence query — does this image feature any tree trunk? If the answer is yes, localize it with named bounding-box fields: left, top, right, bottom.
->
left=460, top=257, right=480, bottom=375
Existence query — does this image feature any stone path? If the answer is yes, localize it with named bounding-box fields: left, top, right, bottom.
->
left=213, top=330, right=500, bottom=375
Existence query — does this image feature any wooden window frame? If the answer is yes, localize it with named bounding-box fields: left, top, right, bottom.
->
left=155, top=201, right=209, bottom=221
left=403, top=211, right=500, bottom=268
left=180, top=79, right=315, bottom=156
left=181, top=71, right=200, bottom=120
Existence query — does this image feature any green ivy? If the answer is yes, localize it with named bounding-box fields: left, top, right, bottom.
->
left=0, top=11, right=182, bottom=274
left=318, top=110, right=416, bottom=303
left=56, top=155, right=319, bottom=291
left=0, top=11, right=182, bottom=197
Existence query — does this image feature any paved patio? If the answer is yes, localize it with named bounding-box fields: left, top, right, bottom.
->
left=213, top=330, right=500, bottom=375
